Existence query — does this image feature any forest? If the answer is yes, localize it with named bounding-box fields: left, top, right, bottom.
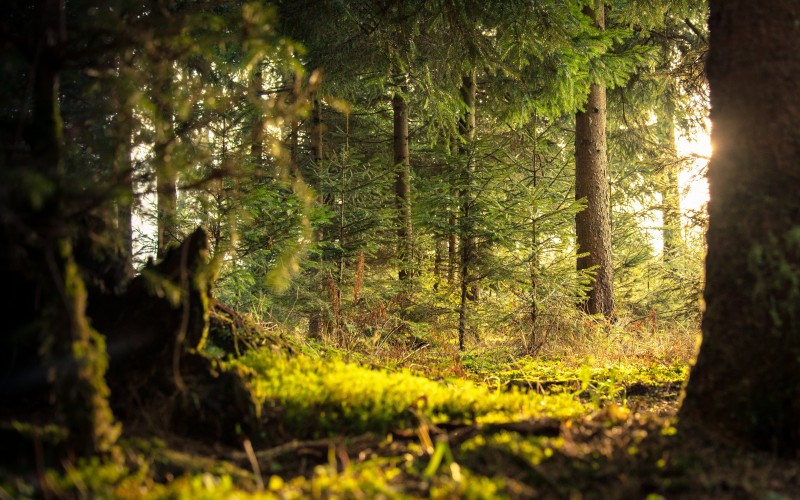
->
left=2, top=0, right=800, bottom=497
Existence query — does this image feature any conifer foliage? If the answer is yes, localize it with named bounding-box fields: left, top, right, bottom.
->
left=1, top=0, right=709, bottom=459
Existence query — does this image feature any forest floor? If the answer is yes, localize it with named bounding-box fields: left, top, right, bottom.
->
left=2, top=323, right=800, bottom=499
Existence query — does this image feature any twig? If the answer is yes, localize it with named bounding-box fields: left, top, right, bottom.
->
left=242, top=438, right=264, bottom=491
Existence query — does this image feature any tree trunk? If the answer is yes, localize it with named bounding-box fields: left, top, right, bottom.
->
left=448, top=213, right=458, bottom=283
left=659, top=104, right=681, bottom=262
left=393, top=90, right=413, bottom=281
left=33, top=0, right=120, bottom=456
left=307, top=96, right=325, bottom=340
left=114, top=121, right=134, bottom=276
left=112, top=74, right=135, bottom=277
left=250, top=65, right=264, bottom=166
left=458, top=71, right=477, bottom=351
left=155, top=62, right=178, bottom=259
left=575, top=0, right=614, bottom=319
left=311, top=96, right=324, bottom=165
left=680, top=0, right=800, bottom=455
left=530, top=117, right=541, bottom=337
left=434, top=239, right=446, bottom=290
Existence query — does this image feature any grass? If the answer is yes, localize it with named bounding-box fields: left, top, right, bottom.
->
left=4, top=320, right=800, bottom=499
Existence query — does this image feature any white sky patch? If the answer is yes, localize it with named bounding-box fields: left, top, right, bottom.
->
left=676, top=126, right=711, bottom=214
left=640, top=124, right=711, bottom=254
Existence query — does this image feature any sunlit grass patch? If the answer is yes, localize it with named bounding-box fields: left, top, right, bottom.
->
left=235, top=351, right=587, bottom=440
left=498, top=358, right=688, bottom=387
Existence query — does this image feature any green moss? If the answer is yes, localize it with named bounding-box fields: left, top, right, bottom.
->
left=60, top=241, right=121, bottom=455
left=234, top=351, right=586, bottom=438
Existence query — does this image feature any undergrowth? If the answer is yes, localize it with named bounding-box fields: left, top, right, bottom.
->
left=8, top=321, right=795, bottom=499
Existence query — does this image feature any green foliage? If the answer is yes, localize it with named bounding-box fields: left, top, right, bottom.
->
left=188, top=0, right=710, bottom=347
left=0, top=0, right=715, bottom=494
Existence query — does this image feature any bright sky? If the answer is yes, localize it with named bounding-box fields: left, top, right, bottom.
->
left=643, top=125, right=710, bottom=253
left=676, top=127, right=711, bottom=214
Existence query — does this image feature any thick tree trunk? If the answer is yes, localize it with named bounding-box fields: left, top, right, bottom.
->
left=393, top=91, right=413, bottom=281
left=458, top=71, right=477, bottom=351
left=575, top=0, right=614, bottom=318
left=680, top=0, right=800, bottom=455
left=34, top=0, right=120, bottom=457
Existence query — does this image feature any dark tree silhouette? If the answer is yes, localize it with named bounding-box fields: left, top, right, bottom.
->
left=680, top=0, right=800, bottom=455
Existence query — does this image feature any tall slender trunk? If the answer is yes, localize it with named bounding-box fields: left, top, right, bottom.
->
left=448, top=133, right=458, bottom=284
left=33, top=0, right=119, bottom=456
left=458, top=71, right=477, bottom=351
left=680, top=0, right=800, bottom=455
left=575, top=0, right=614, bottom=319
left=250, top=65, right=264, bottom=166
left=393, top=90, right=413, bottom=281
left=434, top=239, right=445, bottom=290
left=336, top=114, right=349, bottom=322
left=307, top=96, right=325, bottom=340
left=286, top=73, right=300, bottom=173
left=115, top=126, right=134, bottom=276
left=155, top=62, right=177, bottom=259
left=311, top=96, right=324, bottom=165
left=659, top=108, right=681, bottom=261
left=111, top=65, right=134, bottom=276
left=530, top=115, right=541, bottom=335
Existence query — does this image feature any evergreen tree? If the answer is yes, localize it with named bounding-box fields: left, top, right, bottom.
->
left=575, top=1, right=615, bottom=319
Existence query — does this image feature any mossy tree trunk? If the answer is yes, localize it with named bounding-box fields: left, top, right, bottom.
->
left=575, top=1, right=614, bottom=319
left=680, top=0, right=800, bottom=455
left=32, top=0, right=120, bottom=457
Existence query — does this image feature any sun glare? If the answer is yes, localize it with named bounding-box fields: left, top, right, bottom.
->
left=676, top=127, right=711, bottom=214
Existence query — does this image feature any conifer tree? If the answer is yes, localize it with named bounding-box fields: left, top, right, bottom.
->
left=575, top=0, right=615, bottom=318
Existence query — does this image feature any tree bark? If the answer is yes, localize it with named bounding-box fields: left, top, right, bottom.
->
left=311, top=96, right=324, bottom=165
left=307, top=96, right=325, bottom=340
left=393, top=90, right=413, bottom=281
left=458, top=71, right=477, bottom=351
left=250, top=65, right=264, bottom=166
left=530, top=115, right=541, bottom=337
left=680, top=0, right=800, bottom=455
left=113, top=102, right=134, bottom=277
left=659, top=104, right=681, bottom=262
left=34, top=0, right=120, bottom=457
left=575, top=0, right=614, bottom=318
left=155, top=61, right=178, bottom=259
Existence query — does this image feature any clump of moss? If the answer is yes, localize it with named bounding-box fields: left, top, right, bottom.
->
left=234, top=351, right=586, bottom=439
